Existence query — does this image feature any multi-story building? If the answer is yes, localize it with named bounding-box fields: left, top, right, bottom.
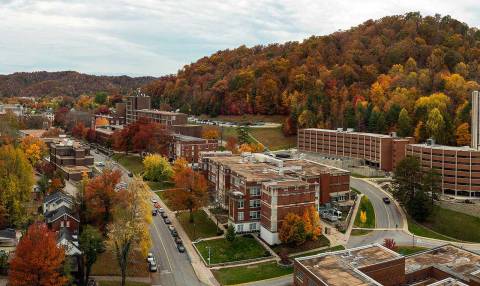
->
left=203, top=152, right=350, bottom=244
left=170, top=134, right=218, bottom=164
left=298, top=128, right=414, bottom=172
left=125, top=95, right=151, bottom=124
left=294, top=244, right=480, bottom=286
left=49, top=139, right=94, bottom=181
left=135, top=109, right=188, bottom=126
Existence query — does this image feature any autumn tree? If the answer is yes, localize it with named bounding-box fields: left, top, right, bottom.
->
left=170, top=168, right=208, bottom=222
left=143, top=154, right=173, bottom=182
left=108, top=177, right=151, bottom=286
left=383, top=238, right=397, bottom=251
left=0, top=145, right=34, bottom=227
left=456, top=122, right=471, bottom=146
left=202, top=127, right=220, bottom=139
left=72, top=121, right=87, bottom=139
left=85, top=168, right=122, bottom=232
left=8, top=223, right=67, bottom=286
left=397, top=108, right=412, bottom=137
left=426, top=108, right=445, bottom=142
left=95, top=117, right=109, bottom=126
left=20, top=136, right=47, bottom=166
left=279, top=213, right=306, bottom=246
left=172, top=157, right=189, bottom=174
left=225, top=136, right=238, bottom=153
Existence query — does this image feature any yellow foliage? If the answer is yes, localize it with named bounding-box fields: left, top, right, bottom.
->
left=20, top=136, right=47, bottom=165
left=414, top=92, right=450, bottom=115
left=95, top=117, right=109, bottom=126
left=202, top=127, right=220, bottom=139
left=360, top=210, right=367, bottom=224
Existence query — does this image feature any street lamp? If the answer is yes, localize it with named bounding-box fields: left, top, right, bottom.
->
left=206, top=246, right=211, bottom=265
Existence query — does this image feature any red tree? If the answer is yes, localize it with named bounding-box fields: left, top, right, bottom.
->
left=85, top=168, right=122, bottom=232
left=8, top=223, right=67, bottom=286
left=170, top=168, right=208, bottom=222
left=72, top=122, right=87, bottom=139
left=383, top=238, right=397, bottom=251
left=53, top=107, right=69, bottom=127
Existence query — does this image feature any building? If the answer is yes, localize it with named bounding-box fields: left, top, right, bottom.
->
left=298, top=128, right=414, bottom=172
left=406, top=143, right=480, bottom=199
left=0, top=104, right=24, bottom=116
left=45, top=205, right=80, bottom=234
left=294, top=244, right=480, bottom=286
left=94, top=125, right=123, bottom=147
left=202, top=152, right=350, bottom=244
left=472, top=90, right=480, bottom=149
left=170, top=134, right=218, bottom=164
left=135, top=109, right=188, bottom=127
left=125, top=95, right=151, bottom=124
left=49, top=138, right=94, bottom=181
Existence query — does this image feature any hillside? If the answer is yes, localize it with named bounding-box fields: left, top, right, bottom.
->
left=143, top=12, right=480, bottom=145
left=0, top=71, right=155, bottom=98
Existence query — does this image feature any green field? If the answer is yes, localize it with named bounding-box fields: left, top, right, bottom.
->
left=212, top=261, right=292, bottom=285
left=408, top=205, right=480, bottom=242
left=249, top=127, right=296, bottom=150
left=195, top=236, right=268, bottom=264
left=354, top=195, right=376, bottom=229
left=91, top=249, right=148, bottom=277
left=147, top=180, right=175, bottom=191
left=176, top=210, right=221, bottom=240
left=395, top=246, right=429, bottom=256
left=112, top=154, right=144, bottom=174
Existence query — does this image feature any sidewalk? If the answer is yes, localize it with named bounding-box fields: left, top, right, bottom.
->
left=153, top=191, right=220, bottom=286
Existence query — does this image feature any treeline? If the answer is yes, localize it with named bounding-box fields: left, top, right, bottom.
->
left=143, top=12, right=480, bottom=144
left=0, top=71, right=155, bottom=98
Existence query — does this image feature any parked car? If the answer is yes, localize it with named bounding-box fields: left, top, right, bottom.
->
left=177, top=244, right=185, bottom=253
left=158, top=207, right=165, bottom=213
left=168, top=225, right=175, bottom=232
left=146, top=252, right=154, bottom=263
left=149, top=261, right=158, bottom=272
left=95, top=161, right=105, bottom=167
left=161, top=212, right=168, bottom=219
left=154, top=202, right=161, bottom=209
left=383, top=197, right=391, bottom=204
left=152, top=209, right=157, bottom=216
left=128, top=172, right=133, bottom=177
left=164, top=218, right=171, bottom=224
left=174, top=237, right=182, bottom=245
left=151, top=198, right=158, bottom=204
left=171, top=230, right=178, bottom=237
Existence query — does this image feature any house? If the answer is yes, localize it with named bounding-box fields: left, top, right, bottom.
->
left=57, top=228, right=81, bottom=274
left=45, top=206, right=80, bottom=234
left=43, top=191, right=74, bottom=214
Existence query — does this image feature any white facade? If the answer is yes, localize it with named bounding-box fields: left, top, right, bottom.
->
left=260, top=226, right=280, bottom=245
left=472, top=91, right=480, bottom=149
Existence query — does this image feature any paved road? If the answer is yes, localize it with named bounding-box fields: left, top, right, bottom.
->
left=350, top=178, right=403, bottom=229
left=92, top=149, right=202, bottom=286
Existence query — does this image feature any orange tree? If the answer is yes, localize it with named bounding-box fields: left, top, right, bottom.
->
left=8, top=223, right=67, bottom=286
left=170, top=167, right=208, bottom=222
left=19, top=136, right=47, bottom=166
left=279, top=213, right=306, bottom=246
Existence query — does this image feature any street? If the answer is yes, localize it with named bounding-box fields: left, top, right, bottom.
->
left=91, top=150, right=202, bottom=286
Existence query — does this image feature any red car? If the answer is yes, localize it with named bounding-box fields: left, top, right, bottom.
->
left=154, top=202, right=161, bottom=209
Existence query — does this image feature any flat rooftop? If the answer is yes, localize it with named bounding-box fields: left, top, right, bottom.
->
left=405, top=245, right=480, bottom=278
left=296, top=244, right=400, bottom=286
left=408, top=143, right=478, bottom=152
left=263, top=179, right=308, bottom=188
left=137, top=109, right=185, bottom=116
left=284, top=159, right=349, bottom=176
left=302, top=128, right=393, bottom=139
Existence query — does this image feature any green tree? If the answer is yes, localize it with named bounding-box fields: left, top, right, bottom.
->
left=376, top=112, right=387, bottom=133
left=79, top=225, right=104, bottom=285
left=143, top=154, right=173, bottom=182
left=392, top=156, right=422, bottom=205
left=421, top=168, right=441, bottom=206
left=407, top=189, right=432, bottom=222
left=94, top=92, right=108, bottom=105
left=385, top=104, right=401, bottom=129
left=343, top=103, right=356, bottom=129
left=426, top=108, right=445, bottom=142
left=225, top=224, right=236, bottom=242
left=0, top=145, right=34, bottom=227
left=237, top=126, right=251, bottom=145
left=397, top=108, right=412, bottom=137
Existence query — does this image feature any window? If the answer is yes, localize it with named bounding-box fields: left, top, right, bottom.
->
left=250, top=211, right=260, bottom=219
left=60, top=221, right=64, bottom=227
left=238, top=212, right=244, bottom=221
left=249, top=199, right=261, bottom=208
left=296, top=271, right=304, bottom=282
left=237, top=224, right=243, bottom=232
left=250, top=187, right=261, bottom=196
left=249, top=223, right=256, bottom=231
left=66, top=221, right=70, bottom=227
left=238, top=200, right=244, bottom=209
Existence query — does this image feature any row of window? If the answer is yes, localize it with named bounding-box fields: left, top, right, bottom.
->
left=237, top=211, right=260, bottom=221
left=236, top=222, right=258, bottom=232
left=238, top=199, right=261, bottom=209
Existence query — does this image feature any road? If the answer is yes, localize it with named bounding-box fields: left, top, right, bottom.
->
left=350, top=178, right=403, bottom=229
left=91, top=149, right=202, bottom=286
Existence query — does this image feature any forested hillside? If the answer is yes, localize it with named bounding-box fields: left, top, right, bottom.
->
left=0, top=71, right=155, bottom=98
left=143, top=12, right=480, bottom=145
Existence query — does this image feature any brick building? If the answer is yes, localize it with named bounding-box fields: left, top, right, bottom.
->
left=298, top=128, right=414, bottom=172
left=170, top=134, right=218, bottom=164
left=49, top=139, right=94, bottom=181
left=125, top=95, right=151, bottom=124
left=294, top=244, right=480, bottom=286
left=202, top=152, right=350, bottom=244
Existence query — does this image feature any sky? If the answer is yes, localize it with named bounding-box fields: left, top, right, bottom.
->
left=1, top=0, right=479, bottom=77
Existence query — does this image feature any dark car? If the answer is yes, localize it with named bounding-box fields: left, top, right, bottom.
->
left=177, top=244, right=185, bottom=253
left=174, top=237, right=182, bottom=245
left=128, top=172, right=133, bottom=177
left=161, top=213, right=168, bottom=219
left=164, top=218, right=171, bottom=224
left=171, top=230, right=178, bottom=237
left=382, top=197, right=391, bottom=204
left=152, top=209, right=157, bottom=216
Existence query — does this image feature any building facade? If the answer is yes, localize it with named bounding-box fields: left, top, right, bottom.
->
left=49, top=139, right=94, bottom=181
left=170, top=134, right=218, bottom=164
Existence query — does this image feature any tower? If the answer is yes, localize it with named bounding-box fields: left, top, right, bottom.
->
left=472, top=90, right=480, bottom=149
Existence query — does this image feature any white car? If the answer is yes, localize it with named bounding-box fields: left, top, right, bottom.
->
left=168, top=225, right=175, bottom=232
left=95, top=162, right=105, bottom=167
left=151, top=198, right=158, bottom=204
left=146, top=252, right=154, bottom=263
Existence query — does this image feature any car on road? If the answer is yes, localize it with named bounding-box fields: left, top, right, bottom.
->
left=161, top=213, right=168, bottom=219
left=168, top=225, right=175, bottom=232
left=95, top=162, right=105, bottom=167
left=146, top=252, right=154, bottom=263
left=158, top=207, right=164, bottom=213
left=152, top=209, right=157, bottom=216
left=174, top=237, right=182, bottom=245
left=128, top=172, right=133, bottom=177
left=151, top=198, right=158, bottom=203
left=171, top=230, right=178, bottom=237
left=177, top=244, right=185, bottom=253
left=164, top=218, right=171, bottom=224
left=383, top=197, right=391, bottom=204
left=149, top=260, right=158, bottom=272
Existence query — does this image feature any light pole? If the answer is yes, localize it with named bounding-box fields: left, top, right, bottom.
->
left=206, top=246, right=211, bottom=265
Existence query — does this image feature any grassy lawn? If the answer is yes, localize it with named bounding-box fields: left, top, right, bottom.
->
left=147, top=180, right=175, bottom=191
left=98, top=282, right=149, bottom=286
left=271, top=236, right=330, bottom=255
left=112, top=154, right=144, bottom=174
left=212, top=261, right=292, bottom=285
left=195, top=236, right=269, bottom=264
left=407, top=205, right=480, bottom=242
left=249, top=127, right=296, bottom=151
left=290, top=245, right=345, bottom=259
left=177, top=210, right=221, bottom=240
left=354, top=195, right=375, bottom=228
left=91, top=249, right=148, bottom=277
left=395, top=246, right=429, bottom=256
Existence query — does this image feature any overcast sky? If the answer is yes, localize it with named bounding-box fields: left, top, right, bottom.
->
left=1, top=0, right=479, bottom=77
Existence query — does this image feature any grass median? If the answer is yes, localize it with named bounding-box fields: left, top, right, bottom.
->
left=212, top=261, right=292, bottom=285
left=195, top=235, right=269, bottom=264
left=112, top=154, right=144, bottom=174
left=176, top=210, right=221, bottom=240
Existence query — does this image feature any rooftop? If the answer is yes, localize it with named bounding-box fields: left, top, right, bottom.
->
left=405, top=245, right=480, bottom=279
left=296, top=244, right=400, bottom=286
left=137, top=109, right=185, bottom=116
left=303, top=128, right=393, bottom=139
left=408, top=143, right=478, bottom=152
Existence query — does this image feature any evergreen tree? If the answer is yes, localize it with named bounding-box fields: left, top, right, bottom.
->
left=385, top=104, right=401, bottom=129
left=397, top=108, right=413, bottom=137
